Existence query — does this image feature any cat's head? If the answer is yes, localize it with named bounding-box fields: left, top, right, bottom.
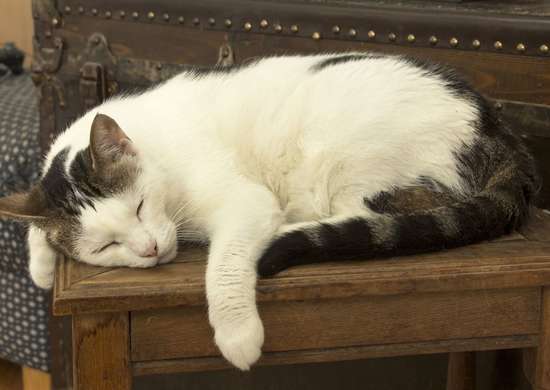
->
left=0, top=113, right=178, bottom=268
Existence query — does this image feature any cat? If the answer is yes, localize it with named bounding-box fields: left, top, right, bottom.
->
left=0, top=53, right=539, bottom=370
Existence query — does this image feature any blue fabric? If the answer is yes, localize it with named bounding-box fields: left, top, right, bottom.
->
left=0, top=73, right=50, bottom=371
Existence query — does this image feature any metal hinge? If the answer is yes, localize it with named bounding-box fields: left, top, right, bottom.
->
left=79, top=62, right=107, bottom=111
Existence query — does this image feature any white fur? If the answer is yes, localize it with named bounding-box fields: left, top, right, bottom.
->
left=29, top=53, right=480, bottom=369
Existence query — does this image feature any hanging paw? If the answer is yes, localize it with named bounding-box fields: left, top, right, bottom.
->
left=213, top=313, right=264, bottom=370
left=29, top=247, right=56, bottom=289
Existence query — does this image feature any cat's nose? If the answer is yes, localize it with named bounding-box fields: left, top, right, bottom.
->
left=141, top=241, right=158, bottom=258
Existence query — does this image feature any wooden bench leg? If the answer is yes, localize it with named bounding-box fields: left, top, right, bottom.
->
left=535, top=287, right=550, bottom=390
left=446, top=351, right=475, bottom=390
left=72, top=312, right=132, bottom=390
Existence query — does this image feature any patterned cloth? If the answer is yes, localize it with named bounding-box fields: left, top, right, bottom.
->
left=0, top=73, right=50, bottom=371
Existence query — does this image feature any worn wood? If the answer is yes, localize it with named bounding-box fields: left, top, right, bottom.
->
left=72, top=312, right=131, bottom=390
left=132, top=288, right=539, bottom=361
left=132, top=335, right=538, bottom=376
left=535, top=287, right=550, bottom=389
left=447, top=352, right=475, bottom=390
left=54, top=216, right=550, bottom=315
left=22, top=367, right=51, bottom=390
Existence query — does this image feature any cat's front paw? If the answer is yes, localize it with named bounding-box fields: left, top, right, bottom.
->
left=214, top=314, right=264, bottom=370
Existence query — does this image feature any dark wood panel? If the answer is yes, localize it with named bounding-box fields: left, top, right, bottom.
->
left=131, top=288, right=540, bottom=361
left=132, top=335, right=538, bottom=376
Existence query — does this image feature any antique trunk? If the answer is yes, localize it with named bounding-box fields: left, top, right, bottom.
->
left=32, top=0, right=550, bottom=388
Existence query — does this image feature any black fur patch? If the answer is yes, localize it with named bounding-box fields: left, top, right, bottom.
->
left=41, top=148, right=85, bottom=215
left=70, top=148, right=104, bottom=199
left=310, top=53, right=384, bottom=72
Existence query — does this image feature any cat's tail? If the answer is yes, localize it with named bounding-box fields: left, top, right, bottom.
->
left=257, top=156, right=540, bottom=277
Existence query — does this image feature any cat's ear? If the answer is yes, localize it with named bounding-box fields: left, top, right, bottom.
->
left=89, top=113, right=137, bottom=170
left=0, top=186, right=48, bottom=222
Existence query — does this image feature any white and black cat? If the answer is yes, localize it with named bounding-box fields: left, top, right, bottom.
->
left=0, top=53, right=539, bottom=370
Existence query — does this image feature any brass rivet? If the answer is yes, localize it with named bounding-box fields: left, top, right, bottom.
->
left=164, top=14, right=170, bottom=21
left=224, top=19, right=232, bottom=27
left=244, top=22, right=252, bottom=31
left=348, top=28, right=357, bottom=37
left=495, top=102, right=503, bottom=111
left=332, top=25, right=340, bottom=34
left=388, top=32, right=397, bottom=42
left=64, top=6, right=71, bottom=13
left=147, top=11, right=155, bottom=20
left=193, top=17, right=200, bottom=26
left=312, top=32, right=321, bottom=40
left=132, top=11, right=139, bottom=19
left=105, top=11, right=112, bottom=19
left=260, top=19, right=268, bottom=28
left=472, top=39, right=481, bottom=49
left=407, top=34, right=415, bottom=43
left=208, top=17, right=215, bottom=25
left=516, top=43, right=526, bottom=52
left=78, top=6, right=84, bottom=14
left=119, top=11, right=126, bottom=18
left=290, top=24, right=299, bottom=33
left=156, top=63, right=162, bottom=70
left=45, top=30, right=52, bottom=38
left=52, top=18, right=60, bottom=27
left=540, top=44, right=549, bottom=54
left=429, top=35, right=438, bottom=45
left=274, top=23, right=282, bottom=32
left=494, top=41, right=503, bottom=50
left=91, top=8, right=98, bottom=16
left=178, top=16, right=185, bottom=24
left=450, top=37, right=459, bottom=47
left=367, top=30, right=376, bottom=39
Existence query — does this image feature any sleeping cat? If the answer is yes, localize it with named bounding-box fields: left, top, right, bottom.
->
left=0, top=53, right=539, bottom=370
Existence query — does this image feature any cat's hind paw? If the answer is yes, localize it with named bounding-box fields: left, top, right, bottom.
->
left=214, top=314, right=264, bottom=370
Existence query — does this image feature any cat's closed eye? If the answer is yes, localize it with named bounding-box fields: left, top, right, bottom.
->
left=136, top=199, right=144, bottom=220
left=94, top=241, right=120, bottom=254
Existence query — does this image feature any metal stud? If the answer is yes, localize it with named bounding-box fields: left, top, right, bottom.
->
left=45, top=30, right=52, bottom=38
left=450, top=37, right=459, bottom=47
left=516, top=43, right=526, bottom=53
left=91, top=8, right=98, bottom=16
left=274, top=23, right=282, bottom=32
left=244, top=22, right=252, bottom=31
left=208, top=17, right=215, bottom=26
left=132, top=11, right=139, bottom=19
left=178, top=16, right=185, bottom=24
left=348, top=28, right=357, bottom=37
left=290, top=24, right=299, bottom=33
left=260, top=19, right=268, bottom=28
left=78, top=6, right=85, bottom=14
left=105, top=11, right=112, bottom=19
left=193, top=17, right=200, bottom=26
left=225, top=19, right=232, bottom=27
left=64, top=6, right=71, bottom=13
left=494, top=101, right=503, bottom=111
left=494, top=41, right=503, bottom=50
left=119, top=11, right=126, bottom=18
left=332, top=25, right=340, bottom=34
left=429, top=36, right=438, bottom=45
left=147, top=11, right=155, bottom=20
left=407, top=34, right=415, bottom=43
left=312, top=32, right=321, bottom=40
left=388, top=33, right=397, bottom=42
left=156, top=63, right=163, bottom=70
left=163, top=13, right=170, bottom=21
left=367, top=30, right=376, bottom=39
left=52, top=18, right=60, bottom=27
left=540, top=44, right=549, bottom=54
left=472, top=39, right=481, bottom=49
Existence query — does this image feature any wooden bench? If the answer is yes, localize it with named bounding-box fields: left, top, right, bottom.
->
left=53, top=209, right=550, bottom=390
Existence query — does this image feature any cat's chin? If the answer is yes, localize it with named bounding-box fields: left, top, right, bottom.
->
left=158, top=245, right=178, bottom=264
